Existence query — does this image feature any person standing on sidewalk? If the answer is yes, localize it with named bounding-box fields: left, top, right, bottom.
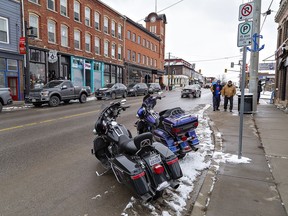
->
left=257, top=80, right=263, bottom=104
left=221, top=80, right=236, bottom=112
left=211, top=80, right=222, bottom=111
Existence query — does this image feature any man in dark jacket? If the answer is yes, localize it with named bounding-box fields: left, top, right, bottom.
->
left=257, top=80, right=263, bottom=104
left=211, top=80, right=223, bottom=111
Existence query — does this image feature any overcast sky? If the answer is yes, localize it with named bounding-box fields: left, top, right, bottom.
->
left=102, top=0, right=280, bottom=82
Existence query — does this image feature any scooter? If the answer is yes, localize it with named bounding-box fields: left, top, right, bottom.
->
left=135, top=94, right=200, bottom=158
left=91, top=99, right=183, bottom=202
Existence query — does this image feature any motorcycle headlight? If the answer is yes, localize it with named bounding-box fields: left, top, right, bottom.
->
left=129, top=89, right=135, bottom=92
left=41, top=90, right=49, bottom=97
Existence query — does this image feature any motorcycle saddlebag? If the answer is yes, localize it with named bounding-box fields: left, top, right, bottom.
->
left=153, top=128, right=179, bottom=153
left=152, top=142, right=183, bottom=180
left=162, top=111, right=198, bottom=135
left=112, top=155, right=150, bottom=196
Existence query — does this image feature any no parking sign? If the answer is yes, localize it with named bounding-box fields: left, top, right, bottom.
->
left=239, top=2, right=254, bottom=21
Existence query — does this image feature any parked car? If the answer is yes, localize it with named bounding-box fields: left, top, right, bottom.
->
left=28, top=80, right=91, bottom=107
left=0, top=87, right=13, bottom=112
left=127, top=83, right=148, bottom=96
left=147, top=83, right=161, bottom=94
left=181, top=84, right=201, bottom=98
left=95, top=83, right=127, bottom=100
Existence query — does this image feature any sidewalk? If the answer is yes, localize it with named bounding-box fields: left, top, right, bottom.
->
left=191, top=95, right=288, bottom=216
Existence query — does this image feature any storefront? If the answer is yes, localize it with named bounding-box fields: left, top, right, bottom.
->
left=103, top=63, right=123, bottom=85
left=0, top=52, right=23, bottom=100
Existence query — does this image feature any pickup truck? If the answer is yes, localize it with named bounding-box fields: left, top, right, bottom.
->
left=28, top=80, right=91, bottom=107
left=0, top=87, right=13, bottom=112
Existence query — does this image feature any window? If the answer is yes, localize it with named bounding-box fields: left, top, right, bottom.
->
left=7, top=59, right=17, bottom=71
left=29, top=14, right=39, bottom=38
left=94, top=12, right=100, bottom=30
left=29, top=0, right=39, bottom=3
left=85, top=7, right=91, bottom=26
left=48, top=20, right=56, bottom=43
left=118, top=24, right=122, bottom=39
left=95, top=37, right=100, bottom=54
left=146, top=41, right=150, bottom=48
left=132, top=33, right=136, bottom=42
left=85, top=33, right=91, bottom=52
left=132, top=51, right=136, bottom=62
left=47, top=0, right=55, bottom=11
left=61, top=24, right=68, bottom=47
left=142, top=38, right=146, bottom=47
left=137, top=36, right=141, bottom=44
left=0, top=17, right=9, bottom=43
left=118, top=45, right=122, bottom=60
left=104, top=40, right=109, bottom=57
left=111, top=20, right=116, bottom=37
left=137, top=53, right=141, bottom=63
left=142, top=55, right=145, bottom=64
left=111, top=43, right=116, bottom=58
left=150, top=26, right=156, bottom=33
left=104, top=17, right=109, bottom=34
left=127, top=50, right=131, bottom=61
left=154, top=59, right=157, bottom=67
left=74, top=1, right=80, bottom=22
left=74, top=30, right=80, bottom=49
left=127, top=30, right=131, bottom=40
left=60, top=0, right=67, bottom=16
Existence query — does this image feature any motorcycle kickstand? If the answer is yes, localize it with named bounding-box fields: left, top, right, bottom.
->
left=96, top=169, right=110, bottom=177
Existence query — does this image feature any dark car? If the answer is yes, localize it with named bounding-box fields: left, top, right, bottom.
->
left=95, top=83, right=127, bottom=100
left=127, top=83, right=148, bottom=96
left=181, top=84, right=201, bottom=98
left=147, top=83, right=161, bottom=94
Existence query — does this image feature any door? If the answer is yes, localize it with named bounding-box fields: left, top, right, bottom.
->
left=7, top=77, right=18, bottom=101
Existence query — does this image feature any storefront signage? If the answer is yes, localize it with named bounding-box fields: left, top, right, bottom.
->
left=48, top=50, right=58, bottom=63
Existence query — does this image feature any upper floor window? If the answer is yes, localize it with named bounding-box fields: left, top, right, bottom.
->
left=47, top=20, right=56, bottom=43
left=150, top=26, right=156, bottom=34
left=142, top=38, right=146, bottom=47
left=94, top=12, right=100, bottom=30
left=137, top=53, right=141, bottom=63
left=127, top=30, right=131, bottom=40
left=118, top=24, right=122, bottom=40
left=85, top=7, right=91, bottom=26
left=132, top=51, right=136, bottom=62
left=127, top=49, right=131, bottom=61
left=104, top=17, right=109, bottom=34
left=85, top=33, right=91, bottom=52
left=74, top=29, right=81, bottom=50
left=132, top=33, right=136, bottom=42
left=0, top=17, right=9, bottom=43
left=118, top=45, right=122, bottom=60
left=111, top=20, right=116, bottom=37
left=47, top=0, right=55, bottom=11
left=137, top=36, right=141, bottom=44
left=95, top=37, right=100, bottom=55
left=29, top=0, right=39, bottom=4
left=111, top=43, right=116, bottom=58
left=104, top=40, right=109, bottom=57
left=61, top=24, right=68, bottom=47
left=60, top=0, right=67, bottom=16
left=29, top=14, right=39, bottom=38
left=74, top=1, right=80, bottom=22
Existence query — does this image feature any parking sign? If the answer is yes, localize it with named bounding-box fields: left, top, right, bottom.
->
left=237, top=21, right=253, bottom=47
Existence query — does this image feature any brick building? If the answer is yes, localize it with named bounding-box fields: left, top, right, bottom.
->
left=21, top=0, right=167, bottom=100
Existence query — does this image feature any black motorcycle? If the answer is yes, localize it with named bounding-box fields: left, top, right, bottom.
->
left=91, top=99, right=183, bottom=202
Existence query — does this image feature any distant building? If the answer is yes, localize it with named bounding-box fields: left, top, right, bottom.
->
left=275, top=0, right=288, bottom=107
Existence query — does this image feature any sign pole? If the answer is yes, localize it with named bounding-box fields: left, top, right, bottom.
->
left=238, top=46, right=247, bottom=159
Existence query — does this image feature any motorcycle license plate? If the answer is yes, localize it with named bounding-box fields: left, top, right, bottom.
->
left=149, top=154, right=161, bottom=166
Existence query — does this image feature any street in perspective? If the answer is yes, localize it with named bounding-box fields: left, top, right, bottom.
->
left=1, top=0, right=288, bottom=216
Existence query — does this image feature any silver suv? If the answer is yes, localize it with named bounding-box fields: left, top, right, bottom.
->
left=0, top=87, right=13, bottom=112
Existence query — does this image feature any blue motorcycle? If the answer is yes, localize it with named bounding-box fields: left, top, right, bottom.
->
left=135, top=94, right=200, bottom=158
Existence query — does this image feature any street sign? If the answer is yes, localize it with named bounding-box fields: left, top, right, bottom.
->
left=48, top=50, right=58, bottom=63
left=237, top=21, right=253, bottom=47
left=239, top=2, right=254, bottom=21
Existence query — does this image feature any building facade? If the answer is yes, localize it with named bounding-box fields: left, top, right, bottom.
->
left=275, top=0, right=288, bottom=107
left=0, top=0, right=23, bottom=100
left=23, top=0, right=125, bottom=96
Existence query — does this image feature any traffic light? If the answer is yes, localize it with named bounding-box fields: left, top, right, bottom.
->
left=224, top=69, right=227, bottom=73
left=231, top=62, right=234, bottom=68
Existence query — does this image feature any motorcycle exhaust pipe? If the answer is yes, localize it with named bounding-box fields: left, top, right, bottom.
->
left=170, top=181, right=180, bottom=189
left=141, top=193, right=153, bottom=203
left=191, top=145, right=199, bottom=152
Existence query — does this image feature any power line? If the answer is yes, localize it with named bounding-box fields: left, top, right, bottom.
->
left=260, top=0, right=274, bottom=32
left=188, top=55, right=242, bottom=63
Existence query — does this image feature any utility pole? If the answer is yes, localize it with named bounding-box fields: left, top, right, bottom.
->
left=168, top=52, right=170, bottom=88
left=249, top=0, right=261, bottom=112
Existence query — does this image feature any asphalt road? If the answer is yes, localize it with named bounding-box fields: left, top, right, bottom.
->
left=0, top=88, right=212, bottom=216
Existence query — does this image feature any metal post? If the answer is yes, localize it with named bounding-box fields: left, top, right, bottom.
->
left=249, top=0, right=261, bottom=112
left=24, top=21, right=30, bottom=100
left=239, top=46, right=247, bottom=159
left=168, top=52, right=170, bottom=88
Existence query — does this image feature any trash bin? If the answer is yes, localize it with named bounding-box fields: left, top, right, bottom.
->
left=238, top=93, right=253, bottom=113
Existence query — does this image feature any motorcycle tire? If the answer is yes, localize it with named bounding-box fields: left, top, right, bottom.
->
left=178, top=152, right=186, bottom=159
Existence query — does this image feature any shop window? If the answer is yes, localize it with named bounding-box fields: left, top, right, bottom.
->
left=7, top=59, right=17, bottom=71
left=30, top=49, right=46, bottom=63
left=94, top=62, right=101, bottom=71
left=0, top=17, right=9, bottom=43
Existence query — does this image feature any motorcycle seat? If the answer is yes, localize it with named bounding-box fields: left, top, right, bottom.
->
left=134, top=132, right=153, bottom=149
left=119, top=135, right=138, bottom=155
left=159, top=107, right=185, bottom=120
